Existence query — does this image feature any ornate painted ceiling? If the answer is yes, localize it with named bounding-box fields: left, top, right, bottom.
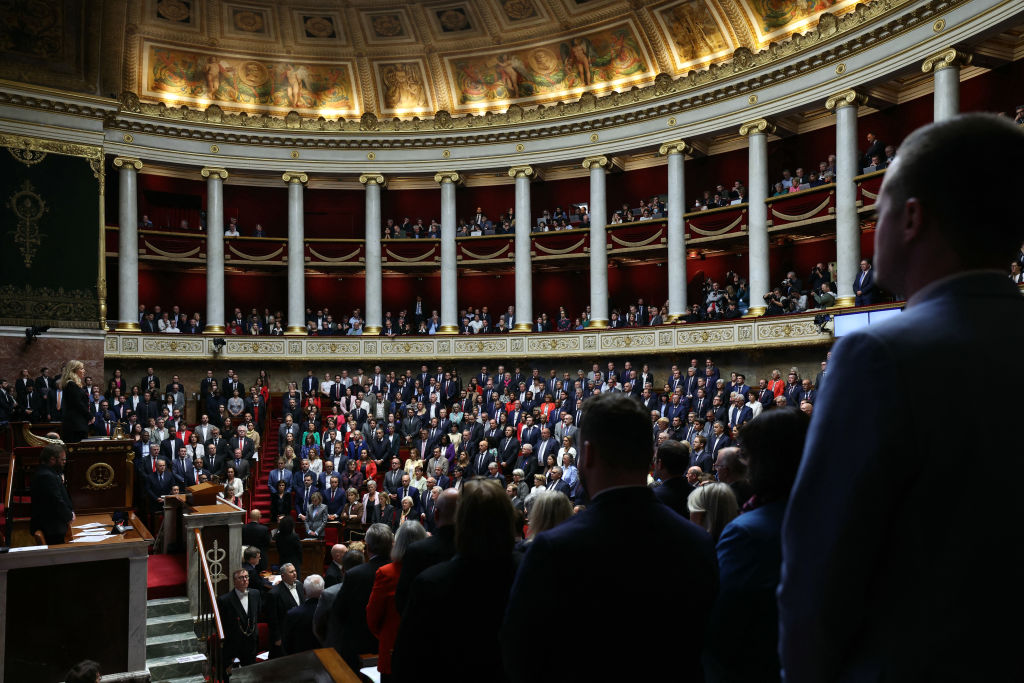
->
left=115, top=0, right=859, bottom=118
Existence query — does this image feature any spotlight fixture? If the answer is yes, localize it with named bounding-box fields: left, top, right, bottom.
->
left=24, top=325, right=49, bottom=345
left=212, top=338, right=227, bottom=352
left=813, top=313, right=832, bottom=334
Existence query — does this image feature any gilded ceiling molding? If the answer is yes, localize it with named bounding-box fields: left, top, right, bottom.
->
left=739, top=118, right=776, bottom=136
left=634, top=5, right=673, bottom=76
left=0, top=132, right=103, bottom=161
left=359, top=173, right=387, bottom=187
left=582, top=155, right=609, bottom=170
left=282, top=171, right=308, bottom=184
left=99, top=0, right=957, bottom=138
left=113, top=156, right=144, bottom=170
left=921, top=47, right=973, bottom=72
left=824, top=88, right=868, bottom=110
left=434, top=171, right=461, bottom=184
left=508, top=165, right=537, bottom=179
left=715, top=0, right=757, bottom=51
left=200, top=167, right=229, bottom=180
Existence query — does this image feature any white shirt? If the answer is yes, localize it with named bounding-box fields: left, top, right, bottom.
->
left=286, top=581, right=299, bottom=606
left=235, top=589, right=249, bottom=615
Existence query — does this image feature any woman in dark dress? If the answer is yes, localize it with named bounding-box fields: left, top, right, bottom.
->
left=273, top=515, right=303, bottom=576
left=270, top=479, right=293, bottom=523
left=59, top=360, right=91, bottom=442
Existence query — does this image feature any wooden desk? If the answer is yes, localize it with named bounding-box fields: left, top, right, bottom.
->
left=0, top=512, right=153, bottom=681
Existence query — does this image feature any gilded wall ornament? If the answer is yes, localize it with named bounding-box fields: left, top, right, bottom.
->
left=85, top=462, right=116, bottom=490
left=6, top=180, right=47, bottom=267
left=7, top=146, right=47, bottom=166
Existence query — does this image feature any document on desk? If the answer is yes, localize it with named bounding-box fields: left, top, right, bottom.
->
left=8, top=545, right=48, bottom=552
left=70, top=536, right=110, bottom=543
left=73, top=522, right=108, bottom=529
left=74, top=530, right=110, bottom=537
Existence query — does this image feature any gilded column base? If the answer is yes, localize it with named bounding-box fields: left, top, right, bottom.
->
left=285, top=326, right=308, bottom=336
left=588, top=319, right=610, bottom=329
left=436, top=325, right=459, bottom=335
left=512, top=322, right=533, bottom=333
left=834, top=296, right=856, bottom=308
left=744, top=306, right=766, bottom=318
left=665, top=313, right=683, bottom=324
left=363, top=326, right=382, bottom=335
left=115, top=322, right=141, bottom=332
left=204, top=324, right=226, bottom=334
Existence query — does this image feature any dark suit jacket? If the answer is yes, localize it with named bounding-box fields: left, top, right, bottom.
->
left=230, top=436, right=256, bottom=462
left=268, top=581, right=306, bottom=644
left=854, top=267, right=877, bottom=305
left=394, top=485, right=421, bottom=514
left=30, top=463, right=74, bottom=538
left=60, top=381, right=91, bottom=442
left=242, top=522, right=271, bottom=570
left=501, top=487, right=716, bottom=682
left=779, top=272, right=1024, bottom=683
left=330, top=554, right=388, bottom=670
left=146, top=470, right=174, bottom=504
left=217, top=589, right=260, bottom=663
left=282, top=597, right=319, bottom=655
left=654, top=476, right=694, bottom=519
left=395, top=525, right=456, bottom=615
left=545, top=478, right=571, bottom=496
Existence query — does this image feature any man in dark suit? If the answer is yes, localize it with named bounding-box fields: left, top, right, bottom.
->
left=217, top=569, right=261, bottom=675
left=395, top=488, right=458, bottom=614
left=30, top=443, right=74, bottom=545
left=511, top=444, right=537, bottom=483
left=853, top=258, right=877, bottom=306
left=225, top=447, right=251, bottom=481
left=267, top=562, right=305, bottom=658
left=139, top=367, right=160, bottom=393
left=780, top=115, right=1024, bottom=682
left=283, top=574, right=323, bottom=655
left=502, top=392, right=717, bottom=681
left=544, top=466, right=571, bottom=496
left=229, top=426, right=255, bottom=462
left=395, top=474, right=421, bottom=514
left=653, top=440, right=693, bottom=519
left=242, top=509, right=271, bottom=571
left=468, top=439, right=495, bottom=478
left=147, top=459, right=174, bottom=507
left=329, top=523, right=394, bottom=671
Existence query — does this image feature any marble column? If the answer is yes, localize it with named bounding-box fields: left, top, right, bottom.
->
left=922, top=48, right=972, bottom=122
left=508, top=165, right=536, bottom=332
left=739, top=120, right=774, bottom=317
left=434, top=171, right=460, bottom=334
left=583, top=156, right=610, bottom=328
left=659, top=141, right=692, bottom=321
left=826, top=90, right=867, bottom=307
left=360, top=173, right=386, bottom=335
left=112, top=156, right=142, bottom=331
left=282, top=171, right=308, bottom=335
left=201, top=167, right=228, bottom=334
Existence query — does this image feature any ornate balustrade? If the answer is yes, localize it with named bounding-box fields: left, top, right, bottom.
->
left=101, top=307, right=872, bottom=361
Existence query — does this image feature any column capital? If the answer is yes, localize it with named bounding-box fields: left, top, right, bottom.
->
left=508, top=165, right=537, bottom=179
left=739, top=119, right=776, bottom=137
left=825, top=89, right=867, bottom=111
left=582, top=155, right=609, bottom=170
left=282, top=171, right=308, bottom=184
left=112, top=156, right=143, bottom=170
left=200, top=167, right=229, bottom=180
left=359, top=173, right=387, bottom=187
left=434, top=170, right=461, bottom=185
left=658, top=139, right=693, bottom=156
left=921, top=47, right=972, bottom=73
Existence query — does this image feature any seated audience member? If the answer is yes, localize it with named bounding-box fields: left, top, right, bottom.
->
left=393, top=479, right=517, bottom=681
left=366, top=520, right=428, bottom=680
left=501, top=392, right=717, bottom=682
left=706, top=410, right=808, bottom=683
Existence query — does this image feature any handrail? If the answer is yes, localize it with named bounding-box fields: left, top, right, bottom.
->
left=193, top=527, right=225, bottom=641
left=4, top=451, right=14, bottom=511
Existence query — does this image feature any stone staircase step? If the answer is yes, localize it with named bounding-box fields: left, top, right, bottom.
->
left=159, top=677, right=206, bottom=683
left=146, top=613, right=194, bottom=637
left=146, top=653, right=206, bottom=681
left=146, top=596, right=191, bottom=618
left=146, top=632, right=201, bottom=659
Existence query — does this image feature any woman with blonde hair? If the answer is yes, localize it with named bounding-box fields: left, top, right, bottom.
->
left=687, top=482, right=739, bottom=542
left=59, top=360, right=91, bottom=442
left=526, top=490, right=573, bottom=541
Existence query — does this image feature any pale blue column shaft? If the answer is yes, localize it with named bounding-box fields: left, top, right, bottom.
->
left=117, top=166, right=139, bottom=326
left=364, top=182, right=382, bottom=331
left=514, top=173, right=533, bottom=327
left=933, top=66, right=960, bottom=121
left=440, top=180, right=457, bottom=330
left=287, top=180, right=305, bottom=330
left=205, top=174, right=225, bottom=331
left=747, top=131, right=770, bottom=307
left=588, top=166, right=609, bottom=323
left=835, top=104, right=860, bottom=301
left=667, top=151, right=687, bottom=317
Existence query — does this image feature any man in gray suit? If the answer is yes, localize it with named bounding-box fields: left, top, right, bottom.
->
left=779, top=114, right=1024, bottom=682
left=278, top=414, right=301, bottom=454
left=553, top=413, right=577, bottom=448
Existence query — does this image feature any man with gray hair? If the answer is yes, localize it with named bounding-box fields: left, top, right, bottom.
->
left=267, top=562, right=304, bottom=658
left=283, top=574, right=324, bottom=655
left=330, top=523, right=394, bottom=670
left=713, top=446, right=753, bottom=507
left=396, top=487, right=459, bottom=614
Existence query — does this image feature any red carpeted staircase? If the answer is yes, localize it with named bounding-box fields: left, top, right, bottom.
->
left=251, top=415, right=281, bottom=520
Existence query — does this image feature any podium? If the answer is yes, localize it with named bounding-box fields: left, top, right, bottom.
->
left=230, top=647, right=362, bottom=682
left=0, top=512, right=154, bottom=681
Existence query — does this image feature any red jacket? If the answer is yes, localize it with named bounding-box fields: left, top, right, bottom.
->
left=366, top=561, right=403, bottom=674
